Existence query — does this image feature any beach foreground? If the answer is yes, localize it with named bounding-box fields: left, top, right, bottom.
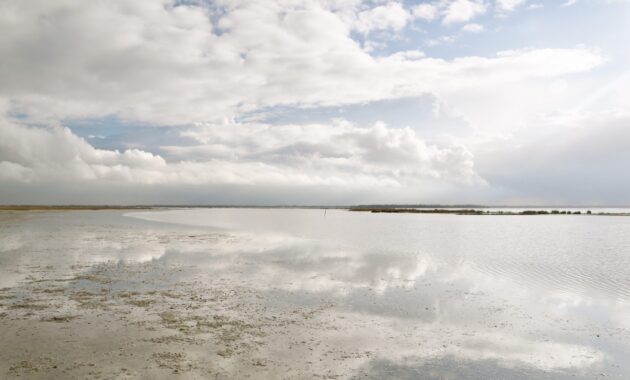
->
left=1, top=209, right=629, bottom=379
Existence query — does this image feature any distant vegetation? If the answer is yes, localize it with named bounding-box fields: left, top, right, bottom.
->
left=349, top=208, right=630, bottom=216
left=1, top=205, right=627, bottom=216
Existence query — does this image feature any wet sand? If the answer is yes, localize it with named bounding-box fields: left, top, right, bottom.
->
left=1, top=210, right=629, bottom=379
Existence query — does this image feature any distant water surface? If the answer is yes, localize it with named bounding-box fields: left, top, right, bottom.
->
left=130, top=208, right=630, bottom=300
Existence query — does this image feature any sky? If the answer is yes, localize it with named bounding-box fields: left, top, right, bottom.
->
left=0, top=0, right=629, bottom=205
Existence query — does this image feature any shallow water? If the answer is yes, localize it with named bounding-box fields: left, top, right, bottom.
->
left=1, top=209, right=630, bottom=378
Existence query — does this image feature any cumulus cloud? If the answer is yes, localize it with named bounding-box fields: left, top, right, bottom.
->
left=412, top=3, right=439, bottom=21
left=495, top=0, right=527, bottom=12
left=178, top=119, right=482, bottom=183
left=0, top=161, right=32, bottom=182
left=0, top=0, right=602, bottom=126
left=442, top=0, right=487, bottom=25
left=0, top=116, right=482, bottom=195
left=0, top=119, right=167, bottom=183
left=354, top=2, right=411, bottom=33
left=0, top=0, right=622, bottom=205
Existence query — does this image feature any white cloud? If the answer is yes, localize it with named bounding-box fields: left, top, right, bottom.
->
left=354, top=2, right=411, bottom=33
left=0, top=0, right=621, bottom=205
left=0, top=0, right=602, bottom=127
left=462, top=23, right=484, bottom=32
left=495, top=0, right=527, bottom=12
left=0, top=119, right=167, bottom=183
left=0, top=161, right=32, bottom=182
left=0, top=116, right=482, bottom=191
left=412, top=3, right=439, bottom=21
left=184, top=119, right=482, bottom=183
left=442, top=0, right=487, bottom=25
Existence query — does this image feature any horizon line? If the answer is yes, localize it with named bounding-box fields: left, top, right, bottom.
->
left=2, top=204, right=630, bottom=210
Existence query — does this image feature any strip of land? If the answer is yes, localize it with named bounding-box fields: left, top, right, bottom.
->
left=0, top=205, right=156, bottom=211
left=1, top=205, right=629, bottom=216
left=349, top=208, right=630, bottom=216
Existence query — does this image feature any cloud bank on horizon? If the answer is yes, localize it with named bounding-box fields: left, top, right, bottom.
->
left=0, top=0, right=629, bottom=205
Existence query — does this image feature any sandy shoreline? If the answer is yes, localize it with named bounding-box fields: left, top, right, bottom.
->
left=0, top=263, right=353, bottom=379
left=0, top=211, right=383, bottom=378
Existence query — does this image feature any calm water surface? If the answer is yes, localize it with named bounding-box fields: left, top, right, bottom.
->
left=1, top=208, right=629, bottom=379
left=133, top=208, right=630, bottom=376
left=133, top=208, right=630, bottom=300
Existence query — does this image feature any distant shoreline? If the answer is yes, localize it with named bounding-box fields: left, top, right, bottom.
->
left=0, top=205, right=157, bottom=211
left=349, top=208, right=630, bottom=216
left=1, top=205, right=629, bottom=215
